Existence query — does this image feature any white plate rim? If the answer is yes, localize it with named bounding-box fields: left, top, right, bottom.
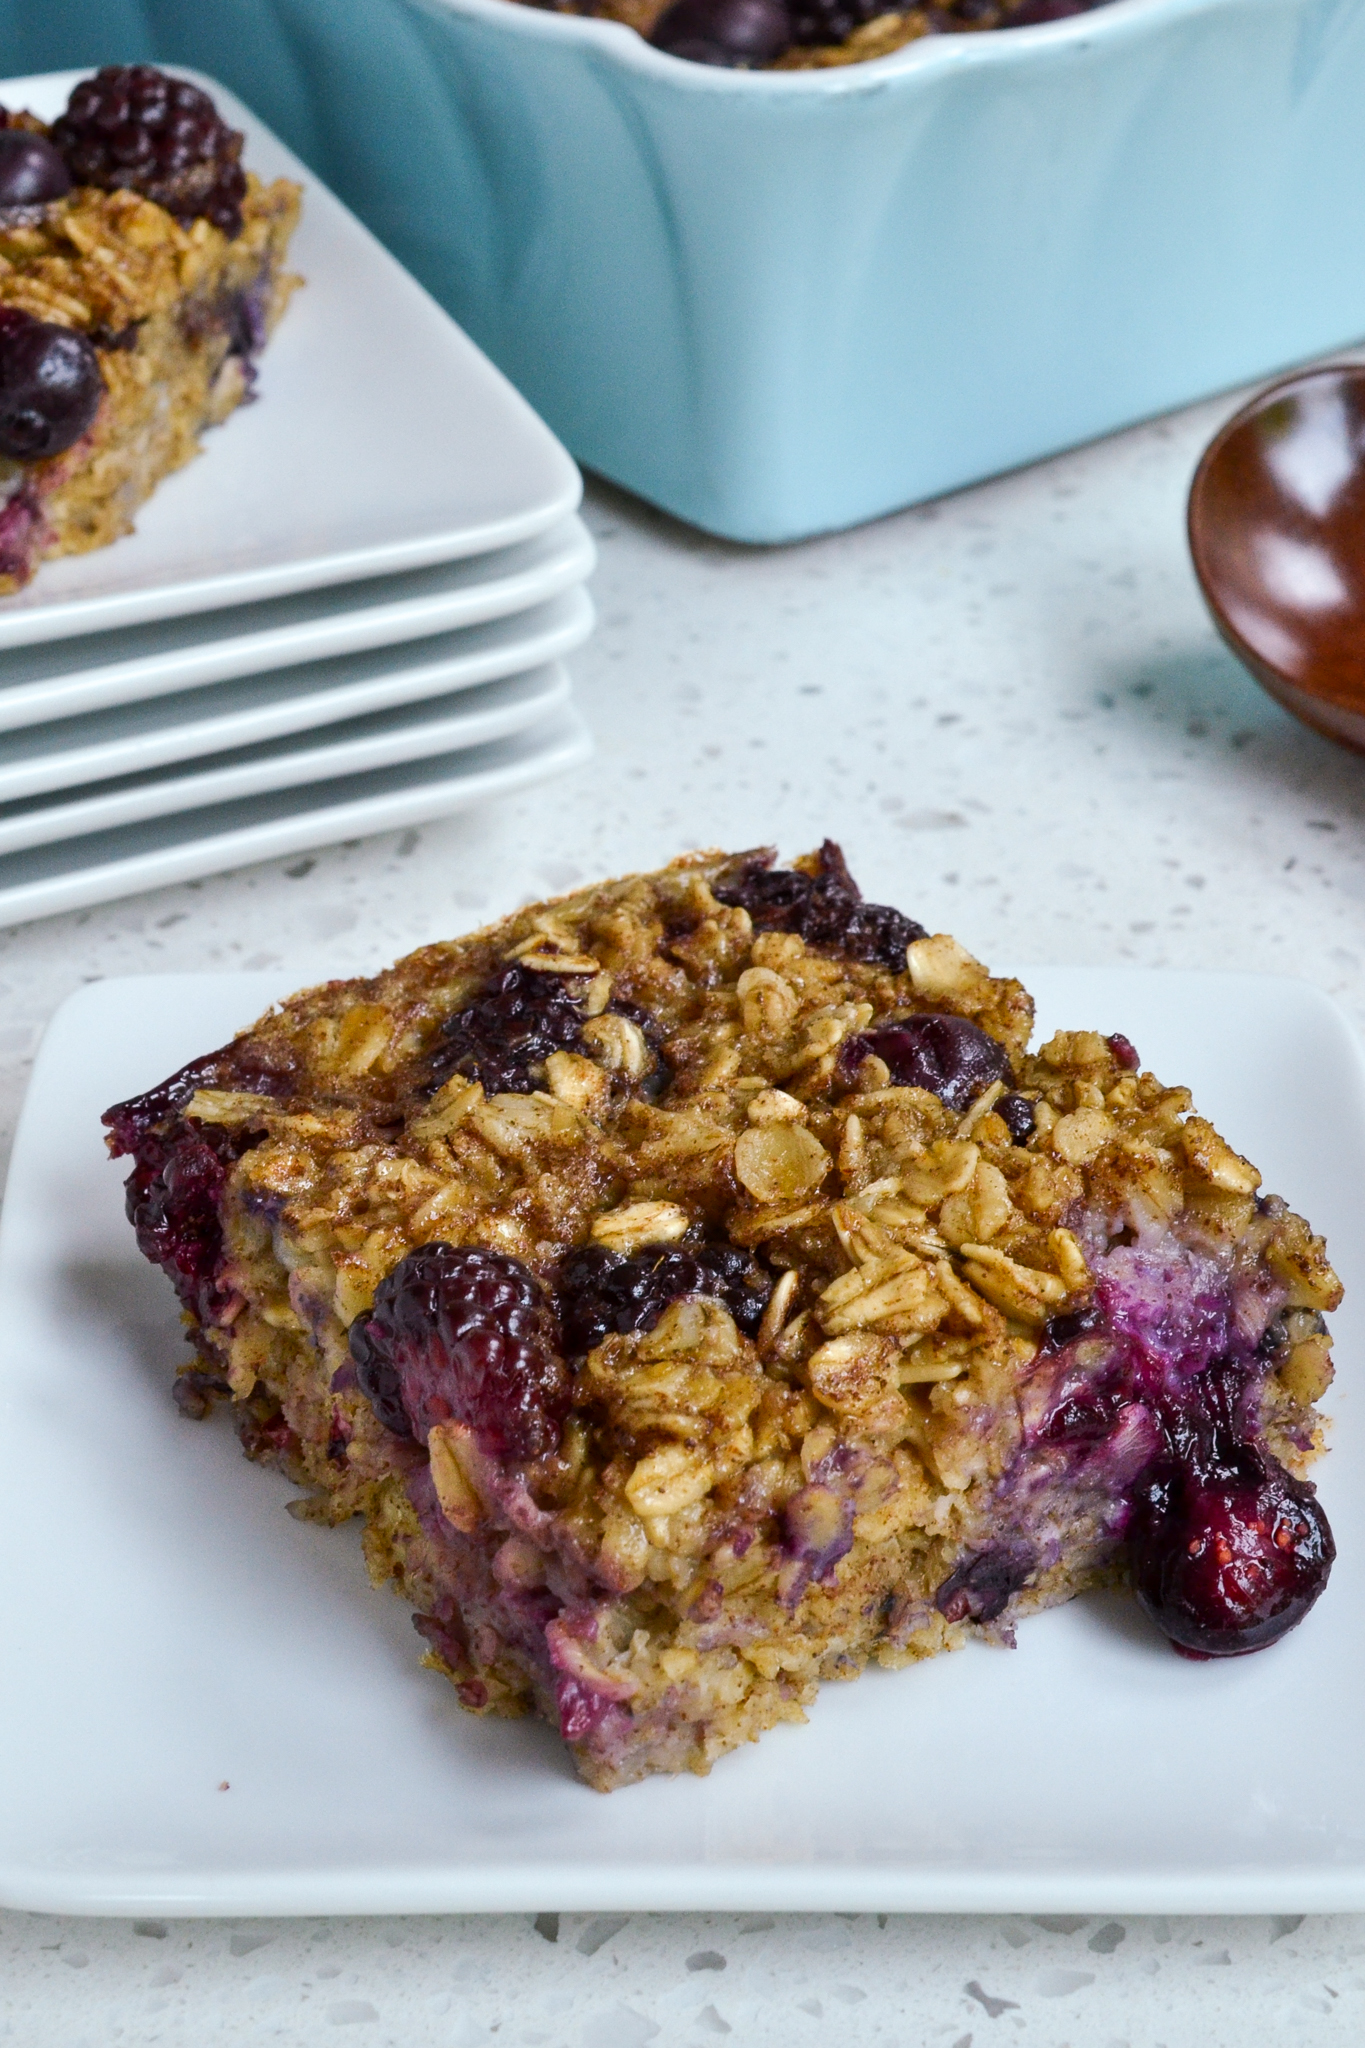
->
left=0, top=517, right=595, bottom=736
left=0, top=706, right=592, bottom=928
left=0, top=587, right=594, bottom=803
left=0, top=664, right=574, bottom=855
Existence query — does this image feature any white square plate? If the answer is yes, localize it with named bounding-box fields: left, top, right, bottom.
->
left=0, top=516, right=594, bottom=736
left=0, top=661, right=572, bottom=855
left=0, top=706, right=591, bottom=929
left=0, top=967, right=1360, bottom=1916
left=0, top=71, right=581, bottom=651
left=0, top=587, right=593, bottom=803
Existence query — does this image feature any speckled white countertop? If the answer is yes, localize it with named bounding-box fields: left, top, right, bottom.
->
left=4, top=377, right=1365, bottom=2043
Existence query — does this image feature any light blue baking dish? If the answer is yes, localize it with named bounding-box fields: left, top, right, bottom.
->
left=7, top=0, right=1365, bottom=540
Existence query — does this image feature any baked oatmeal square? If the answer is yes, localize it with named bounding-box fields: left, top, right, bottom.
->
left=104, top=844, right=1339, bottom=1789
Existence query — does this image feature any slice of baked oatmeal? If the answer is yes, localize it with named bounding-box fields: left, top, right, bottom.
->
left=0, top=67, right=300, bottom=592
left=103, top=844, right=1340, bottom=1790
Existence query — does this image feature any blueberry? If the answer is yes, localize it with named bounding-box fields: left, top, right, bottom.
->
left=0, top=131, right=71, bottom=207
left=0, top=308, right=102, bottom=461
left=650, top=0, right=792, bottom=62
left=349, top=1243, right=569, bottom=1462
left=1131, top=1450, right=1333, bottom=1657
left=996, top=1090, right=1036, bottom=1143
left=838, top=1012, right=1012, bottom=1110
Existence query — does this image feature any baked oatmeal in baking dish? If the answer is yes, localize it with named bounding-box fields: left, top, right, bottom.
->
left=0, top=66, right=300, bottom=592
left=103, top=844, right=1339, bottom=1790
left=535, top=0, right=1117, bottom=73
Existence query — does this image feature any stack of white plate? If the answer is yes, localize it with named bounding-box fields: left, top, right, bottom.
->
left=0, top=68, right=595, bottom=930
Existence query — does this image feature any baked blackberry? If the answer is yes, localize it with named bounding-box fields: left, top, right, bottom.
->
left=558, top=1240, right=772, bottom=1359
left=103, top=1041, right=292, bottom=1324
left=650, top=0, right=792, bottom=63
left=431, top=964, right=589, bottom=1095
left=51, top=66, right=247, bottom=238
left=0, top=129, right=71, bottom=208
left=839, top=1012, right=1013, bottom=1109
left=350, top=1244, right=569, bottom=1459
left=713, top=838, right=925, bottom=969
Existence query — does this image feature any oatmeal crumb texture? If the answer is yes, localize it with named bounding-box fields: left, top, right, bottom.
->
left=104, top=845, right=1341, bottom=1790
left=0, top=97, right=299, bottom=592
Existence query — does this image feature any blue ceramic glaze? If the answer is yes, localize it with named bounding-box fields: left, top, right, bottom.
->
left=10, top=0, right=1365, bottom=540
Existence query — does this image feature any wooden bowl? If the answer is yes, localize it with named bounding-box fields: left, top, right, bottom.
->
left=1188, top=363, right=1365, bottom=753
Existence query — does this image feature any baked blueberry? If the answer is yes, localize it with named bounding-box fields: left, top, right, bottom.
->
left=0, top=130, right=71, bottom=206
left=651, top=0, right=792, bottom=63
left=0, top=309, right=102, bottom=461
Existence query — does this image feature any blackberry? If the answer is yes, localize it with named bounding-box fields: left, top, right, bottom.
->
left=713, top=839, right=924, bottom=971
left=51, top=67, right=247, bottom=238
left=102, top=1042, right=294, bottom=1323
left=102, top=1042, right=290, bottom=1154
left=1003, top=0, right=1092, bottom=20
left=1036, top=1295, right=1335, bottom=1657
left=431, top=964, right=587, bottom=1095
left=349, top=1243, right=570, bottom=1461
left=838, top=1013, right=1012, bottom=1110
left=0, top=309, right=102, bottom=461
left=111, top=1119, right=255, bottom=1324
left=1038, top=1301, right=1108, bottom=1354
left=558, top=1240, right=772, bottom=1362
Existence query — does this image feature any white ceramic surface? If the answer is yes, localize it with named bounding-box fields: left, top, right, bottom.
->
left=0, top=70, right=580, bottom=647
left=0, top=664, right=572, bottom=856
left=0, top=966, right=1358, bottom=1918
left=0, top=588, right=593, bottom=803
left=0, top=517, right=595, bottom=735
left=0, top=708, right=591, bottom=928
